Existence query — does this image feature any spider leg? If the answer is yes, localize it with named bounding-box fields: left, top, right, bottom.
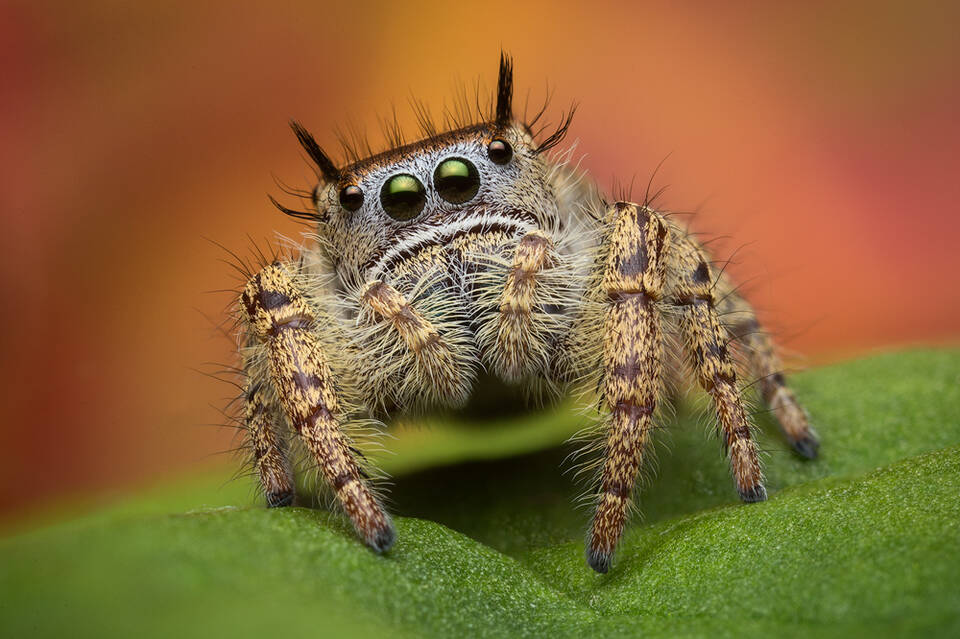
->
left=586, top=202, right=668, bottom=573
left=671, top=235, right=766, bottom=503
left=241, top=262, right=394, bottom=552
left=242, top=368, right=295, bottom=507
left=716, top=281, right=819, bottom=458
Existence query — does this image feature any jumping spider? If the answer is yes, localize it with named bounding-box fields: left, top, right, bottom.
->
left=234, top=55, right=819, bottom=573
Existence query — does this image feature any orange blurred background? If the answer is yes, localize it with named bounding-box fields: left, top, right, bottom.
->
left=1, top=1, right=958, bottom=521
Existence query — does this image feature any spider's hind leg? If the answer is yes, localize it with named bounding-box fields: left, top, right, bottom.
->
left=716, top=280, right=819, bottom=458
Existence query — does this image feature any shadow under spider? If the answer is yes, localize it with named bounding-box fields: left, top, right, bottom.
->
left=386, top=406, right=792, bottom=557
left=293, top=390, right=807, bottom=558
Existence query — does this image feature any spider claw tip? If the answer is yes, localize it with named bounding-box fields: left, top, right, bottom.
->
left=586, top=547, right=612, bottom=574
left=368, top=521, right=396, bottom=553
left=266, top=490, right=294, bottom=508
left=739, top=484, right=768, bottom=503
left=792, top=435, right=820, bottom=460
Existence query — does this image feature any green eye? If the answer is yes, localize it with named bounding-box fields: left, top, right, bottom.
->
left=380, top=174, right=426, bottom=221
left=434, top=158, right=480, bottom=204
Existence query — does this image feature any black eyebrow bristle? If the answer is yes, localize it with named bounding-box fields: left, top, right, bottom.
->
left=535, top=103, right=577, bottom=154
left=290, top=120, right=340, bottom=183
left=267, top=193, right=323, bottom=224
left=495, top=52, right=514, bottom=127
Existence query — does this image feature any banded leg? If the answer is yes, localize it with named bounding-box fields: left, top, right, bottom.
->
left=587, top=203, right=668, bottom=573
left=243, top=373, right=295, bottom=507
left=242, top=263, right=394, bottom=552
left=496, top=230, right=555, bottom=381
left=716, top=280, right=819, bottom=458
left=673, top=237, right=766, bottom=502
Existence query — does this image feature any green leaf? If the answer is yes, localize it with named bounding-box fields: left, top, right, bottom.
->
left=2, top=350, right=959, bottom=638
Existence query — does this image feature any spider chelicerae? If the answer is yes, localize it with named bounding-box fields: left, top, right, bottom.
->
left=232, top=55, right=819, bottom=573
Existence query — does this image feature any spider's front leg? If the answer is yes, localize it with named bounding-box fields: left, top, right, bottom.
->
left=241, top=262, right=394, bottom=551
left=586, top=202, right=669, bottom=573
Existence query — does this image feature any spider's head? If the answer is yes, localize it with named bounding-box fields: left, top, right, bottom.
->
left=280, top=55, right=576, bottom=284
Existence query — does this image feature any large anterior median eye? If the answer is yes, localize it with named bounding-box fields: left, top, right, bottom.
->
left=380, top=174, right=426, bottom=221
left=434, top=157, right=480, bottom=204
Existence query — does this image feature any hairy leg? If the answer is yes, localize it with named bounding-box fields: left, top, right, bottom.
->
left=715, top=280, right=819, bottom=458
left=241, top=367, right=295, bottom=507
left=671, top=233, right=766, bottom=502
left=587, top=202, right=668, bottom=573
left=242, top=262, right=394, bottom=551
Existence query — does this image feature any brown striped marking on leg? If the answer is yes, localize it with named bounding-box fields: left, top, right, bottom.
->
left=496, top=230, right=555, bottom=382
left=587, top=202, right=668, bottom=574
left=243, top=376, right=295, bottom=507
left=716, top=282, right=819, bottom=458
left=672, top=241, right=767, bottom=503
left=242, top=263, right=394, bottom=552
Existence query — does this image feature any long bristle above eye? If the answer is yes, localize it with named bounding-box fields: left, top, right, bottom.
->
left=291, top=54, right=532, bottom=169
left=535, top=103, right=577, bottom=154
left=496, top=52, right=514, bottom=127
left=290, top=120, right=340, bottom=183
left=268, top=194, right=324, bottom=223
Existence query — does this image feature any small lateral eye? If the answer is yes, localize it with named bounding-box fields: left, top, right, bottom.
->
left=380, top=174, right=426, bottom=221
left=434, top=157, right=480, bottom=204
left=487, top=138, right=513, bottom=165
left=339, top=185, right=364, bottom=211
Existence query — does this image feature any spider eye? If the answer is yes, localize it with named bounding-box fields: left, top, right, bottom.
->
left=487, top=139, right=513, bottom=165
left=434, top=158, right=480, bottom=204
left=339, top=185, right=364, bottom=211
left=380, top=174, right=426, bottom=221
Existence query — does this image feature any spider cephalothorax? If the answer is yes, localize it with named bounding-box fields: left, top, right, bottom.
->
left=235, top=54, right=819, bottom=573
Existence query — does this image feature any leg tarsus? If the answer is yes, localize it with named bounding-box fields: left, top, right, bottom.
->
left=791, top=433, right=820, bottom=460
left=739, top=483, right=768, bottom=503
left=586, top=546, right=612, bottom=574
left=369, top=519, right=397, bottom=553
left=266, top=489, right=295, bottom=508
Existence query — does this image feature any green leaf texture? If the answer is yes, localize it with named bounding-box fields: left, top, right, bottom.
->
left=2, top=350, right=958, bottom=638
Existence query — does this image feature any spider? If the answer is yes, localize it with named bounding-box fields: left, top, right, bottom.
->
left=234, top=54, right=819, bottom=573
